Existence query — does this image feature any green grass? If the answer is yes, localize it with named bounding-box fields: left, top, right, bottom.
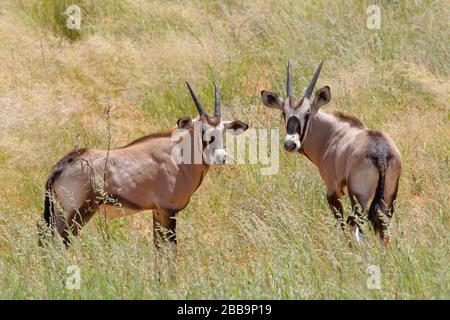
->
left=0, top=0, right=448, bottom=299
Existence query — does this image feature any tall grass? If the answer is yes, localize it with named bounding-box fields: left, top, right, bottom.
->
left=0, top=0, right=448, bottom=299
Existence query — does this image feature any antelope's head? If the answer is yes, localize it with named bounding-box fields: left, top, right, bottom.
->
left=261, top=60, right=331, bottom=152
left=177, top=82, right=249, bottom=164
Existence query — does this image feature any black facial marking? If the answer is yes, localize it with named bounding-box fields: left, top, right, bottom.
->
left=286, top=117, right=301, bottom=135
left=202, top=130, right=218, bottom=149
left=299, top=113, right=310, bottom=143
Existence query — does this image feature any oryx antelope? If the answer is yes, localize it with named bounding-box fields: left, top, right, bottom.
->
left=41, top=82, right=248, bottom=251
left=261, top=60, right=402, bottom=245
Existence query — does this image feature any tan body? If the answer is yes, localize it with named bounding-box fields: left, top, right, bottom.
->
left=302, top=111, right=402, bottom=242
left=45, top=128, right=208, bottom=249
left=82, top=133, right=207, bottom=215
left=41, top=82, right=248, bottom=251
left=261, top=60, right=403, bottom=244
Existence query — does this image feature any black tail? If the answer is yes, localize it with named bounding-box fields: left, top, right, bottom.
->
left=37, top=179, right=54, bottom=246
left=43, top=181, right=54, bottom=230
left=368, top=155, right=387, bottom=235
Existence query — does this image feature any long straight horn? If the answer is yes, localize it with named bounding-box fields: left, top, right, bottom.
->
left=287, top=59, right=293, bottom=98
left=214, top=82, right=220, bottom=119
left=186, top=82, right=207, bottom=116
left=304, top=59, right=324, bottom=99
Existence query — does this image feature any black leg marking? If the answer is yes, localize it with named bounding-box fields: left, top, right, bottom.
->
left=153, top=209, right=178, bottom=251
left=327, top=193, right=345, bottom=231
left=348, top=193, right=366, bottom=232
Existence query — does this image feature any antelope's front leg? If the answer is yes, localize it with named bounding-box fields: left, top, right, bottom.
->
left=152, top=209, right=178, bottom=254
left=326, top=193, right=345, bottom=231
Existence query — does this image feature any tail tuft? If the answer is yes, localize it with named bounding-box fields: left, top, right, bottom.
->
left=43, top=187, right=53, bottom=230
left=368, top=155, right=387, bottom=235
left=38, top=179, right=55, bottom=247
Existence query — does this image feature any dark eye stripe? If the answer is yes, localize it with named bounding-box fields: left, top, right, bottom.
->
left=202, top=132, right=217, bottom=149
left=299, top=114, right=310, bottom=142
left=286, top=117, right=301, bottom=135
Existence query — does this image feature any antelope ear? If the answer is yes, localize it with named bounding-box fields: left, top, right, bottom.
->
left=261, top=91, right=283, bottom=110
left=223, top=120, right=249, bottom=135
left=177, top=117, right=193, bottom=129
left=311, top=86, right=331, bottom=114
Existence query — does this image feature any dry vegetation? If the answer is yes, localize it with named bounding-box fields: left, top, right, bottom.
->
left=0, top=0, right=449, bottom=299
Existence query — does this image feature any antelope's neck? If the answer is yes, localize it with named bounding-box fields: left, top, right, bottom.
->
left=180, top=129, right=210, bottom=191
left=301, top=111, right=336, bottom=167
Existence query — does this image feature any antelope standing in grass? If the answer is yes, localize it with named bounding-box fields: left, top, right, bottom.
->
left=261, top=60, right=402, bottom=245
left=40, top=82, right=248, bottom=252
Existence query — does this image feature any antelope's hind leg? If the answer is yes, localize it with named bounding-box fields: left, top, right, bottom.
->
left=347, top=193, right=369, bottom=244
left=53, top=175, right=96, bottom=246
left=53, top=199, right=98, bottom=247
left=377, top=164, right=401, bottom=247
left=347, top=163, right=379, bottom=243
left=71, top=198, right=98, bottom=237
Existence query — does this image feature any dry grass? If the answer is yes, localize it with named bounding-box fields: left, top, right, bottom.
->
left=0, top=0, right=449, bottom=299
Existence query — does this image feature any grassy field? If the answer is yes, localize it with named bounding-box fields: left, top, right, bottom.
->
left=0, top=0, right=448, bottom=299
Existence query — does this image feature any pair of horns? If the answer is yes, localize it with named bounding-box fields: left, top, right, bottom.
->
left=186, top=82, right=221, bottom=123
left=287, top=59, right=324, bottom=99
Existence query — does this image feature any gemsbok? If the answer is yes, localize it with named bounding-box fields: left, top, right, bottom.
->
left=261, top=60, right=402, bottom=246
left=40, top=82, right=248, bottom=252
